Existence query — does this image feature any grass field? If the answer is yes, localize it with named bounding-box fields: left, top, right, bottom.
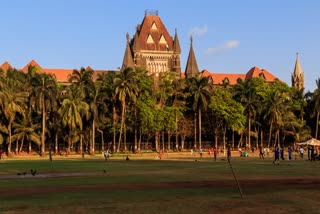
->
left=0, top=152, right=319, bottom=214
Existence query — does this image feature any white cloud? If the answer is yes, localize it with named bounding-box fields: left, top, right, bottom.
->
left=206, top=40, right=240, bottom=55
left=190, top=25, right=208, bottom=37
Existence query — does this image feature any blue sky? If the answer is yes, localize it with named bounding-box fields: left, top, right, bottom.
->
left=0, top=0, right=319, bottom=92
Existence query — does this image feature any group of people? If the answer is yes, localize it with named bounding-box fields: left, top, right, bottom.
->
left=191, top=147, right=220, bottom=161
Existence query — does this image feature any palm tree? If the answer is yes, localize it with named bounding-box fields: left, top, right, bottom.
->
left=58, top=86, right=89, bottom=154
left=1, top=80, right=28, bottom=155
left=233, top=78, right=260, bottom=148
left=12, top=116, right=41, bottom=154
left=113, top=67, right=139, bottom=152
left=167, top=78, right=186, bottom=151
left=313, top=78, right=320, bottom=139
left=187, top=75, right=212, bottom=150
left=68, top=67, right=94, bottom=153
left=31, top=72, right=57, bottom=155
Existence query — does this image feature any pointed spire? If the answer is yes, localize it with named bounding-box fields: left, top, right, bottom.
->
left=173, top=28, right=181, bottom=54
left=185, top=35, right=199, bottom=78
left=121, top=33, right=135, bottom=70
left=292, top=52, right=304, bottom=90
left=293, top=52, right=303, bottom=76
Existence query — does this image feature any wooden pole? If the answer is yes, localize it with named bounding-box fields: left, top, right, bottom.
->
left=228, top=158, right=244, bottom=199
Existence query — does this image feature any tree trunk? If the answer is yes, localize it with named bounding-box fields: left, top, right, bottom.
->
left=19, top=136, right=25, bottom=153
left=175, top=112, right=178, bottom=151
left=55, top=132, right=58, bottom=154
left=155, top=131, right=159, bottom=151
left=260, top=129, right=264, bottom=148
left=167, top=132, right=171, bottom=151
left=162, top=131, right=165, bottom=151
left=316, top=111, right=319, bottom=139
left=198, top=108, right=202, bottom=149
left=232, top=130, right=235, bottom=149
left=97, top=128, right=104, bottom=151
left=29, top=140, right=32, bottom=154
left=92, top=119, right=96, bottom=154
left=194, top=112, right=197, bottom=149
left=268, top=120, right=273, bottom=148
left=134, top=105, right=137, bottom=153
left=41, top=99, right=46, bottom=156
left=8, top=122, right=12, bottom=156
left=248, top=114, right=251, bottom=148
left=181, top=135, right=185, bottom=151
left=15, top=140, right=19, bottom=154
left=117, top=102, right=125, bottom=152
left=67, top=129, right=72, bottom=155
left=124, top=123, right=127, bottom=152
left=80, top=133, right=83, bottom=155
left=113, top=106, right=116, bottom=152
left=223, top=124, right=226, bottom=155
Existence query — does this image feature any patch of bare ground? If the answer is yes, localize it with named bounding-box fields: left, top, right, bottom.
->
left=0, top=176, right=319, bottom=199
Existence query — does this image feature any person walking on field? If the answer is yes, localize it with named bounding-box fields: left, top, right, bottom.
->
left=213, top=147, right=218, bottom=161
left=227, top=147, right=231, bottom=162
left=288, top=147, right=292, bottom=160
left=273, top=147, right=280, bottom=165
left=259, top=147, right=264, bottom=159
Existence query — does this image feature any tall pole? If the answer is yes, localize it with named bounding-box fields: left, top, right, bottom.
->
left=228, top=158, right=244, bottom=199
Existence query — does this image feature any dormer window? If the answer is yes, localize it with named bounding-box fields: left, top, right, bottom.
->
left=159, top=34, right=167, bottom=44
left=146, top=34, right=154, bottom=43
left=151, top=22, right=158, bottom=30
left=259, top=72, right=266, bottom=79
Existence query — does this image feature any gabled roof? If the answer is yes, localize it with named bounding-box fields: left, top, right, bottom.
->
left=22, top=59, right=42, bottom=72
left=199, top=66, right=279, bottom=85
left=245, top=66, right=278, bottom=82
left=201, top=70, right=245, bottom=85
left=2, top=60, right=111, bottom=83
left=0, top=61, right=13, bottom=71
left=134, top=14, right=174, bottom=51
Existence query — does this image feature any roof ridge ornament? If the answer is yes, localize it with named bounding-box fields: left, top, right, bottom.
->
left=145, top=10, right=158, bottom=16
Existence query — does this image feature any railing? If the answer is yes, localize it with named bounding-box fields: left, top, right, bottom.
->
left=145, top=10, right=158, bottom=16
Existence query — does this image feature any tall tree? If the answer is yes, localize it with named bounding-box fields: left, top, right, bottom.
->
left=58, top=86, right=89, bottom=154
left=113, top=67, right=138, bottom=152
left=31, top=72, right=57, bottom=155
left=312, top=78, right=320, bottom=139
left=187, top=76, right=212, bottom=149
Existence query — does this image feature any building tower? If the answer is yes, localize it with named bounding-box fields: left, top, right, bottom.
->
left=185, top=35, right=199, bottom=78
left=121, top=10, right=181, bottom=78
left=291, top=52, right=304, bottom=90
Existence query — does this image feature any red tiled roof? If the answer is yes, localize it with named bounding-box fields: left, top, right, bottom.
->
left=200, top=69, right=245, bottom=85
left=0, top=61, right=13, bottom=71
left=136, top=15, right=174, bottom=51
left=41, top=68, right=73, bottom=83
left=22, top=59, right=42, bottom=72
left=199, top=67, right=279, bottom=85
left=245, top=67, right=278, bottom=82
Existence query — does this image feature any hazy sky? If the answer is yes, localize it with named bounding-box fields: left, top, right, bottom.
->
left=1, top=0, right=319, bottom=92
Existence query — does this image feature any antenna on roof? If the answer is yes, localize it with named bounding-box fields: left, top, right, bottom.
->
left=145, top=10, right=158, bottom=16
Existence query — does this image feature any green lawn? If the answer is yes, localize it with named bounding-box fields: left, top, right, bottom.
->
left=0, top=154, right=319, bottom=214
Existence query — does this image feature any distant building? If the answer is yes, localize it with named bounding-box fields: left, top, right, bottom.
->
left=0, top=60, right=110, bottom=84
left=122, top=10, right=181, bottom=78
left=291, top=52, right=304, bottom=90
left=0, top=10, right=290, bottom=86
